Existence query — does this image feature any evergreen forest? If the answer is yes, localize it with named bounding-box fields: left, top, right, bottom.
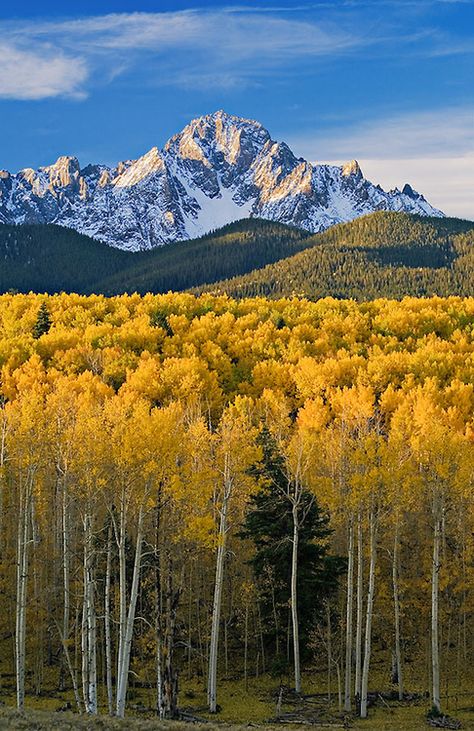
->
left=2, top=212, right=474, bottom=301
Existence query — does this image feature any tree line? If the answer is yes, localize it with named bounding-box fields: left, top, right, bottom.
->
left=0, top=291, right=473, bottom=721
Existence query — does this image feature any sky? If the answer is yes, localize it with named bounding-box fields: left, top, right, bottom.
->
left=1, top=0, right=473, bottom=219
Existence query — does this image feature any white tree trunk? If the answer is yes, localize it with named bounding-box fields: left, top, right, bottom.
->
left=244, top=602, right=249, bottom=692
left=81, top=593, right=87, bottom=710
left=344, top=517, right=354, bottom=712
left=157, top=633, right=165, bottom=719
left=291, top=502, right=301, bottom=694
left=336, top=661, right=342, bottom=712
left=15, top=477, right=31, bottom=710
left=431, top=510, right=441, bottom=713
left=207, top=478, right=229, bottom=713
left=392, top=522, right=404, bottom=701
left=116, top=506, right=144, bottom=718
left=0, top=407, right=7, bottom=551
left=354, top=512, right=363, bottom=703
left=82, top=514, right=97, bottom=715
left=360, top=510, right=377, bottom=718
left=326, top=602, right=332, bottom=701
left=115, top=501, right=127, bottom=702
left=55, top=619, right=83, bottom=713
left=105, top=523, right=114, bottom=715
left=61, top=478, right=70, bottom=690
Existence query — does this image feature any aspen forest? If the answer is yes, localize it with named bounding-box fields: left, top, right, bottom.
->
left=0, top=291, right=473, bottom=729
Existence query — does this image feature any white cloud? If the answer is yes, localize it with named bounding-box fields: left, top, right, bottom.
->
left=0, top=43, right=88, bottom=100
left=23, top=11, right=359, bottom=58
left=2, top=8, right=464, bottom=99
left=0, top=10, right=369, bottom=99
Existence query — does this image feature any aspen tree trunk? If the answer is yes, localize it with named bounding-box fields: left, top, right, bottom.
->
left=116, top=506, right=144, bottom=718
left=86, top=567, right=97, bottom=715
left=82, top=514, right=97, bottom=714
left=432, top=508, right=441, bottom=713
left=105, top=523, right=114, bottom=715
left=291, top=501, right=301, bottom=694
left=56, top=621, right=83, bottom=713
left=157, top=634, right=164, bottom=719
left=223, top=620, right=228, bottom=677
left=207, top=502, right=227, bottom=713
left=258, top=601, right=266, bottom=673
left=354, top=512, right=363, bottom=704
left=61, top=478, right=70, bottom=692
left=207, top=482, right=229, bottom=713
left=154, top=483, right=166, bottom=719
left=336, top=661, right=342, bottom=712
left=0, top=407, right=7, bottom=550
left=271, top=580, right=280, bottom=658
left=116, top=498, right=127, bottom=702
left=326, top=603, right=332, bottom=701
left=187, top=560, right=193, bottom=680
left=360, top=509, right=377, bottom=719
left=16, top=475, right=32, bottom=710
left=244, top=602, right=249, bottom=692
left=344, top=516, right=354, bottom=712
left=163, top=555, right=180, bottom=718
left=392, top=522, right=404, bottom=700
left=81, top=597, right=87, bottom=710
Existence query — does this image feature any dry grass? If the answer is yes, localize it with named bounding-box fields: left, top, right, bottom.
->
left=0, top=668, right=472, bottom=730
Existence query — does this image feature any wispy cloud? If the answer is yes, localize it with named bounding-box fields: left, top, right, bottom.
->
left=1, top=7, right=471, bottom=99
left=0, top=42, right=88, bottom=100
left=0, top=9, right=396, bottom=100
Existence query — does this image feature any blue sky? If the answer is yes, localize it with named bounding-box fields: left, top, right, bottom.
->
left=1, top=0, right=473, bottom=218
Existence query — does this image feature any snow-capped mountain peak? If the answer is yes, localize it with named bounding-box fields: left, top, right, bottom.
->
left=342, top=159, right=363, bottom=179
left=113, top=147, right=166, bottom=188
left=0, top=111, right=444, bottom=250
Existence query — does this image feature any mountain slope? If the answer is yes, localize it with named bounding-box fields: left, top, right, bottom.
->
left=0, top=111, right=443, bottom=251
left=194, top=212, right=474, bottom=300
left=0, top=224, right=133, bottom=293
left=96, top=219, right=310, bottom=295
left=0, top=219, right=310, bottom=295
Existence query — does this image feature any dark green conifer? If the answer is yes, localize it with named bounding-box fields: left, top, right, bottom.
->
left=240, top=427, right=345, bottom=665
left=150, top=310, right=174, bottom=337
left=32, top=302, right=52, bottom=339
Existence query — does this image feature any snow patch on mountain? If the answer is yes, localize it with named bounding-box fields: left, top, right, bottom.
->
left=182, top=182, right=255, bottom=239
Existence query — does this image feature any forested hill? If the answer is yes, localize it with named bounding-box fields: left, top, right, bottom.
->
left=0, top=219, right=310, bottom=295
left=195, top=212, right=474, bottom=300
left=1, top=212, right=474, bottom=299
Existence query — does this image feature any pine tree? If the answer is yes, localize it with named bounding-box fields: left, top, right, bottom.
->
left=32, top=302, right=52, bottom=339
left=150, top=310, right=173, bottom=337
left=240, top=427, right=344, bottom=667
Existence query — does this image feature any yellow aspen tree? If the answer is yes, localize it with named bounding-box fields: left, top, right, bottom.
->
left=6, top=379, right=49, bottom=710
left=393, top=388, right=468, bottom=715
left=208, top=396, right=260, bottom=713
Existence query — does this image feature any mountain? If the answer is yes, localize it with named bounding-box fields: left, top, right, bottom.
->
left=0, top=219, right=310, bottom=295
left=0, top=111, right=443, bottom=251
left=194, top=212, right=474, bottom=301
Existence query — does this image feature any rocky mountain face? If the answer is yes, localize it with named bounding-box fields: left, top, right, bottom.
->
left=0, top=111, right=444, bottom=251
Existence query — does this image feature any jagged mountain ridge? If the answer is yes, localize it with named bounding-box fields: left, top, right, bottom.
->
left=0, top=111, right=444, bottom=251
